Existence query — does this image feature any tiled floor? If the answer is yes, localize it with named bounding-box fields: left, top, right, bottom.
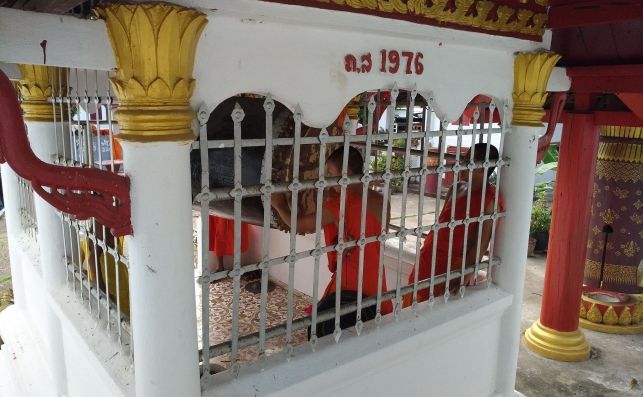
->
left=194, top=190, right=443, bottom=371
left=198, top=277, right=311, bottom=370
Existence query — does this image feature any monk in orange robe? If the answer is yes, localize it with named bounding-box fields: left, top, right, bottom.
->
left=403, top=143, right=504, bottom=307
left=208, top=215, right=250, bottom=273
left=271, top=146, right=392, bottom=337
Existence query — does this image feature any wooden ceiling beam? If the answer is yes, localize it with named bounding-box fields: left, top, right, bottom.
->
left=10, top=0, right=88, bottom=14
left=549, top=0, right=643, bottom=29
left=568, top=65, right=643, bottom=94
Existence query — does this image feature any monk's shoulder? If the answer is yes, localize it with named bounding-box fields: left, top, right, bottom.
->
left=367, top=188, right=383, bottom=200
left=366, top=189, right=386, bottom=211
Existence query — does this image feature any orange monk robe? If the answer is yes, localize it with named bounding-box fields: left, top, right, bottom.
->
left=404, top=185, right=503, bottom=307
left=208, top=215, right=250, bottom=256
left=322, top=191, right=393, bottom=315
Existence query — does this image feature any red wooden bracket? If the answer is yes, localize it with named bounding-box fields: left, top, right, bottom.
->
left=536, top=92, right=567, bottom=164
left=0, top=71, right=132, bottom=236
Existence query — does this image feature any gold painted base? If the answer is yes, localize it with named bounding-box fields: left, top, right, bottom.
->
left=580, top=318, right=643, bottom=335
left=524, top=320, right=591, bottom=362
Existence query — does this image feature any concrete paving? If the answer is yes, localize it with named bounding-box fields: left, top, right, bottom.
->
left=517, top=255, right=643, bottom=397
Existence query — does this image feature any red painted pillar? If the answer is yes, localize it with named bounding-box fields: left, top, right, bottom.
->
left=525, top=112, right=599, bottom=361
left=540, top=113, right=599, bottom=331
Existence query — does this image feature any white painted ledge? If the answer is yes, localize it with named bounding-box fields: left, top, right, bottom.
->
left=0, top=7, right=114, bottom=70
left=207, top=286, right=513, bottom=397
left=0, top=306, right=57, bottom=397
left=0, top=237, right=134, bottom=397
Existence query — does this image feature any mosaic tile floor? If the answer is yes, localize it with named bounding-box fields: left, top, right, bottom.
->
left=200, top=277, right=311, bottom=371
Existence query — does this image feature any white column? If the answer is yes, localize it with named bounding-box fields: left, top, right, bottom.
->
left=1, top=164, right=26, bottom=309
left=26, top=121, right=68, bottom=395
left=122, top=140, right=200, bottom=397
left=494, top=125, right=539, bottom=396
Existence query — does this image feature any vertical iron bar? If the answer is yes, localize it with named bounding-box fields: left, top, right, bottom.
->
left=355, top=96, right=375, bottom=335
left=287, top=105, right=303, bottom=354
left=333, top=115, right=351, bottom=342
left=230, top=103, right=245, bottom=376
left=443, top=118, right=463, bottom=301
left=429, top=120, right=447, bottom=304
left=258, top=96, right=274, bottom=358
left=459, top=107, right=479, bottom=296
left=375, top=84, right=398, bottom=322
left=411, top=96, right=431, bottom=310
left=197, top=103, right=211, bottom=379
left=473, top=105, right=493, bottom=285
left=486, top=102, right=503, bottom=286
left=395, top=87, right=416, bottom=317
left=106, top=72, right=116, bottom=173
left=310, top=128, right=327, bottom=349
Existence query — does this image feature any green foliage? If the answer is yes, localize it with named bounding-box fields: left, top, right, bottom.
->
left=370, top=153, right=405, bottom=188
left=0, top=289, right=13, bottom=313
left=534, top=181, right=554, bottom=198
left=542, top=144, right=559, bottom=164
left=536, top=145, right=559, bottom=175
left=0, top=276, right=12, bottom=313
left=530, top=192, right=551, bottom=235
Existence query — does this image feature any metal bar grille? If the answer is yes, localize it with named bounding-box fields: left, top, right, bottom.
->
left=194, top=86, right=509, bottom=380
left=17, top=176, right=38, bottom=241
left=48, top=68, right=132, bottom=358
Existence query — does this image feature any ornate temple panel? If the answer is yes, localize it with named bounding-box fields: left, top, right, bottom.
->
left=584, top=126, right=643, bottom=294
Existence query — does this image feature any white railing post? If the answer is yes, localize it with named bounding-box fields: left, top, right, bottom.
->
left=122, top=140, right=200, bottom=397
left=494, top=51, right=560, bottom=396
left=494, top=124, right=538, bottom=395
left=94, top=4, right=207, bottom=396
left=0, top=165, right=25, bottom=308
left=18, top=64, right=69, bottom=395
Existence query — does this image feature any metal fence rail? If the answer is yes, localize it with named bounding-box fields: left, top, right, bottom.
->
left=49, top=67, right=132, bottom=357
left=195, top=85, right=509, bottom=380
left=17, top=176, right=38, bottom=241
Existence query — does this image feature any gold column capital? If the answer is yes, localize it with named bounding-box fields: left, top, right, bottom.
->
left=94, top=3, right=207, bottom=142
left=18, top=64, right=66, bottom=122
left=512, top=51, right=561, bottom=127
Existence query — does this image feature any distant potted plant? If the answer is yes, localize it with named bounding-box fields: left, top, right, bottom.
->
left=530, top=192, right=552, bottom=253
left=370, top=142, right=405, bottom=193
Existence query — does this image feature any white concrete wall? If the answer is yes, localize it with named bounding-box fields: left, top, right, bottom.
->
left=192, top=12, right=527, bottom=127
left=206, top=287, right=512, bottom=397
left=0, top=234, right=134, bottom=397
left=268, top=229, right=332, bottom=297
left=268, top=230, right=415, bottom=300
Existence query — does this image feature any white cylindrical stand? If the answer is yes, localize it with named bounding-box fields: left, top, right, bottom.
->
left=122, top=140, right=200, bottom=397
left=26, top=121, right=68, bottom=395
left=494, top=125, right=540, bottom=396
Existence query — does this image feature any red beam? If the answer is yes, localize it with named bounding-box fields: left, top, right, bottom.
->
left=616, top=93, right=643, bottom=121
left=549, top=0, right=643, bottom=29
left=593, top=111, right=643, bottom=127
left=540, top=113, right=599, bottom=332
left=567, top=64, right=643, bottom=94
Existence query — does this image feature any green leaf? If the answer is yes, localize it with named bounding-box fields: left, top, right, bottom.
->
left=542, top=145, right=559, bottom=164
left=536, top=162, right=558, bottom=175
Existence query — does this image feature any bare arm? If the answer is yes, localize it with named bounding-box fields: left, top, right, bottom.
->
left=462, top=199, right=495, bottom=268
left=271, top=192, right=335, bottom=234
